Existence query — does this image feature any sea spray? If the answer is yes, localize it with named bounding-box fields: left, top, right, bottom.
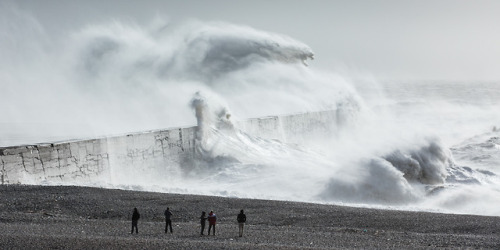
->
left=1, top=8, right=337, bottom=145
left=2, top=5, right=500, bottom=216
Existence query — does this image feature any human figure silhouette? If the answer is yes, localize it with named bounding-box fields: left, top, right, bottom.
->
left=237, top=209, right=246, bottom=237
left=200, top=211, right=207, bottom=235
left=164, top=207, right=173, bottom=233
left=208, top=210, right=217, bottom=235
left=131, top=208, right=140, bottom=234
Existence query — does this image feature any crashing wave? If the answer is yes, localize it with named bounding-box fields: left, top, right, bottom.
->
left=182, top=23, right=314, bottom=79
left=384, top=141, right=450, bottom=185
left=320, top=138, right=497, bottom=205
left=74, top=21, right=314, bottom=82
left=451, top=130, right=500, bottom=169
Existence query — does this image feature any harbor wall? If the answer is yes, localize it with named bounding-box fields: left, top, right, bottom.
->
left=0, top=110, right=340, bottom=185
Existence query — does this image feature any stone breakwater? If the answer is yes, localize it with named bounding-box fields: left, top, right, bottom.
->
left=0, top=110, right=340, bottom=185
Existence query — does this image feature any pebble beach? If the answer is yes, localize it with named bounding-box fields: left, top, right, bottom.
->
left=0, top=185, right=499, bottom=249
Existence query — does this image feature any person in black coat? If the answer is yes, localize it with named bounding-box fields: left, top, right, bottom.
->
left=131, top=208, right=140, bottom=234
left=200, top=211, right=207, bottom=235
left=237, top=209, right=246, bottom=237
left=164, top=207, right=173, bottom=233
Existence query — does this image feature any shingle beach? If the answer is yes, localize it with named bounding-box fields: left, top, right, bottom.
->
left=0, top=185, right=498, bottom=249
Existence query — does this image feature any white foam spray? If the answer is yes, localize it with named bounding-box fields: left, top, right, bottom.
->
left=2, top=5, right=500, bottom=216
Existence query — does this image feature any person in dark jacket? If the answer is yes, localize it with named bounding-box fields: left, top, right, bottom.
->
left=237, top=209, right=246, bottom=237
left=131, top=208, right=140, bottom=234
left=200, top=211, right=207, bottom=235
left=208, top=210, right=217, bottom=235
left=164, top=207, right=173, bottom=233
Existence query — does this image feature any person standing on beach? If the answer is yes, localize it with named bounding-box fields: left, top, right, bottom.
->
left=164, top=207, right=173, bottom=233
left=200, top=211, right=207, bottom=235
left=208, top=210, right=217, bottom=235
left=131, top=208, right=140, bottom=234
left=237, top=209, right=246, bottom=237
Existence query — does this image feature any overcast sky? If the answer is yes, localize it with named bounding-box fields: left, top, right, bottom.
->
left=10, top=0, right=500, bottom=81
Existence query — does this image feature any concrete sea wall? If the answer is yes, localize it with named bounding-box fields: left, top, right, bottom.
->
left=0, top=110, right=340, bottom=185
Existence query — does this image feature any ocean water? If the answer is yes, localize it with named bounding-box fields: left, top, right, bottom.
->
left=1, top=6, right=499, bottom=216
left=184, top=81, right=500, bottom=216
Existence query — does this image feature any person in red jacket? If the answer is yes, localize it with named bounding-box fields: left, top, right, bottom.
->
left=207, top=210, right=217, bottom=235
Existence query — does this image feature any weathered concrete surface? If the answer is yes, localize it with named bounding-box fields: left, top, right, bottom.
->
left=1, top=110, right=339, bottom=185
left=0, top=140, right=110, bottom=184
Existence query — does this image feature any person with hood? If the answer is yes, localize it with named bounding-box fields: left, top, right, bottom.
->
left=131, top=208, right=140, bottom=234
left=237, top=209, right=246, bottom=237
left=164, top=207, right=173, bottom=233
left=208, top=210, right=217, bottom=235
left=200, top=211, right=207, bottom=235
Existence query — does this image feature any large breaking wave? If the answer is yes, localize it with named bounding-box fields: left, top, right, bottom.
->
left=188, top=90, right=500, bottom=216
left=1, top=5, right=500, bottom=216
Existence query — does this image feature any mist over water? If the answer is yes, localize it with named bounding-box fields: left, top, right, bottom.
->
left=2, top=5, right=500, bottom=216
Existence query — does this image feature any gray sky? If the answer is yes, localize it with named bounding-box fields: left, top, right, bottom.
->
left=11, top=0, right=500, bottom=81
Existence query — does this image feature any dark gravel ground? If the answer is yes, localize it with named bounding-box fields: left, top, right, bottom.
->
left=0, top=185, right=499, bottom=249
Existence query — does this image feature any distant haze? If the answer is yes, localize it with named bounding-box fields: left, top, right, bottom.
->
left=8, top=0, right=500, bottom=81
